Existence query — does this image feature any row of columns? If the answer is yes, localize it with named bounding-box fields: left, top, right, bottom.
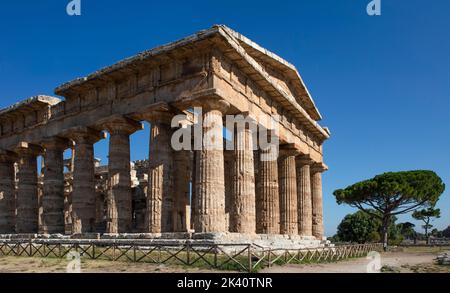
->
left=278, top=149, right=326, bottom=238
left=253, top=147, right=325, bottom=238
left=0, top=98, right=326, bottom=239
left=141, top=98, right=326, bottom=238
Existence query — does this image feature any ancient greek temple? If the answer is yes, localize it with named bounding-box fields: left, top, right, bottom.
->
left=0, top=25, right=330, bottom=248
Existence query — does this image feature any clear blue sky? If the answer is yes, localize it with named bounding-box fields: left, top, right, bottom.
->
left=1, top=0, right=449, bottom=236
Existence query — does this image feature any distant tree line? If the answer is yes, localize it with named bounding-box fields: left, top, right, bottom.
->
left=329, top=210, right=449, bottom=245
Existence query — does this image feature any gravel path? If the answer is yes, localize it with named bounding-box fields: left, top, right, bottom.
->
left=261, top=251, right=439, bottom=273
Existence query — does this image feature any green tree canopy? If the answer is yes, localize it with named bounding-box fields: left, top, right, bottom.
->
left=430, top=229, right=443, bottom=238
left=335, top=210, right=381, bottom=243
left=397, top=222, right=416, bottom=240
left=334, top=210, right=402, bottom=244
left=333, top=170, right=445, bottom=249
left=412, top=207, right=441, bottom=243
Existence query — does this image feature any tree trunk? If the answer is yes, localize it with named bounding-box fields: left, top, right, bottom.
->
left=381, top=216, right=390, bottom=252
left=425, top=225, right=429, bottom=245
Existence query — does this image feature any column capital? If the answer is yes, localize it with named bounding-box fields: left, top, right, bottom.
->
left=236, top=111, right=257, bottom=120
left=144, top=110, right=173, bottom=124
left=279, top=143, right=301, bottom=157
left=311, top=162, right=328, bottom=173
left=41, top=136, right=73, bottom=151
left=230, top=111, right=258, bottom=132
left=14, top=142, right=44, bottom=156
left=96, top=114, right=143, bottom=135
left=130, top=101, right=174, bottom=124
left=61, top=126, right=106, bottom=144
left=296, top=154, right=314, bottom=165
left=194, top=97, right=230, bottom=114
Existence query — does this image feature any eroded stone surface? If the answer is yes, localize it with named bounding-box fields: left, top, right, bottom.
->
left=172, top=150, right=192, bottom=232
left=100, top=116, right=142, bottom=234
left=278, top=151, right=298, bottom=236
left=256, top=148, right=280, bottom=234
left=230, top=127, right=256, bottom=234
left=15, top=144, right=41, bottom=233
left=296, top=155, right=313, bottom=237
left=65, top=128, right=105, bottom=234
left=147, top=119, right=173, bottom=233
left=0, top=151, right=16, bottom=234
left=40, top=137, right=69, bottom=234
left=311, top=165, right=326, bottom=239
left=194, top=100, right=229, bottom=233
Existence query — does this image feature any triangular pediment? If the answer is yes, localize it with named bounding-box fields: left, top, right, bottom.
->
left=220, top=26, right=322, bottom=122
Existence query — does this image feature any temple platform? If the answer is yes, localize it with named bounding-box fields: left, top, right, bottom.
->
left=0, top=233, right=328, bottom=251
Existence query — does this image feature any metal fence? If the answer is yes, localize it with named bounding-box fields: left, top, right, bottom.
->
left=0, top=239, right=383, bottom=272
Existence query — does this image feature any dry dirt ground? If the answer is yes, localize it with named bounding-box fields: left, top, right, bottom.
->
left=0, top=256, right=224, bottom=273
left=0, top=246, right=449, bottom=273
left=261, top=246, right=450, bottom=273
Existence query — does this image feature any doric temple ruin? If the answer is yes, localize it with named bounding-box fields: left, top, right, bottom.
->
left=0, top=25, right=330, bottom=248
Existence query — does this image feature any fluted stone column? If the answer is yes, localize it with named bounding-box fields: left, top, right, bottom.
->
left=194, top=99, right=229, bottom=233
left=0, top=150, right=17, bottom=234
left=15, top=143, right=42, bottom=233
left=41, top=137, right=70, bottom=234
left=296, top=155, right=313, bottom=237
left=145, top=113, right=173, bottom=233
left=223, top=150, right=233, bottom=232
left=190, top=150, right=198, bottom=230
left=311, top=163, right=327, bottom=240
left=100, top=116, right=142, bottom=234
left=64, top=175, right=73, bottom=234
left=278, top=145, right=299, bottom=235
left=256, top=146, right=280, bottom=234
left=64, top=127, right=105, bottom=234
left=230, top=122, right=256, bottom=234
left=173, top=150, right=192, bottom=232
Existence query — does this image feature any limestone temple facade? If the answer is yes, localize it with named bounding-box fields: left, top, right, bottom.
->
left=0, top=25, right=330, bottom=248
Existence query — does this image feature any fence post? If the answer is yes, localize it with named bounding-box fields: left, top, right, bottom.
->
left=213, top=245, right=218, bottom=268
left=186, top=243, right=190, bottom=265
left=248, top=245, right=252, bottom=273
